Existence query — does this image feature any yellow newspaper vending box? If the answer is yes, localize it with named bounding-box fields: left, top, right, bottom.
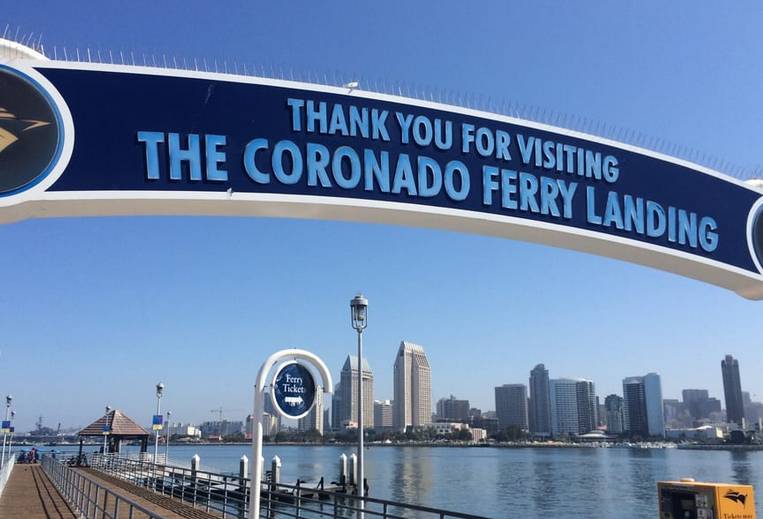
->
left=658, top=479, right=756, bottom=519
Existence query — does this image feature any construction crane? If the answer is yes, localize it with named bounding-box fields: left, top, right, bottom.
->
left=210, top=407, right=225, bottom=423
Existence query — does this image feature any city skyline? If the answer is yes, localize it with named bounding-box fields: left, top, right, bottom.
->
left=3, top=1, right=763, bottom=432
left=17, top=345, right=754, bottom=435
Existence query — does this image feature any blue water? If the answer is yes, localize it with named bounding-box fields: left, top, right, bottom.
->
left=37, top=444, right=763, bottom=518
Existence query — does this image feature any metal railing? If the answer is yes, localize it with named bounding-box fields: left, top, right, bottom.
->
left=42, top=455, right=167, bottom=519
left=0, top=455, right=14, bottom=499
left=87, top=453, right=492, bottom=519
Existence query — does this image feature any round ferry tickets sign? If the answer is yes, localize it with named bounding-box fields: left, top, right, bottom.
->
left=271, top=361, right=317, bottom=419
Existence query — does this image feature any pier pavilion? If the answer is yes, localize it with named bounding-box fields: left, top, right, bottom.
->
left=78, top=409, right=149, bottom=456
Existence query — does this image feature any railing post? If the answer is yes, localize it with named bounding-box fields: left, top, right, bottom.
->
left=270, top=456, right=281, bottom=491
left=297, top=482, right=302, bottom=519
left=206, top=471, right=212, bottom=512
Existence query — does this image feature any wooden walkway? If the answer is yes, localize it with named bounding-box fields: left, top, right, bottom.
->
left=0, top=464, right=77, bottom=519
left=76, top=468, right=222, bottom=519
left=0, top=463, right=222, bottom=519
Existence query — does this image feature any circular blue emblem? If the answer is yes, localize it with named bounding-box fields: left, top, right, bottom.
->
left=0, top=66, right=64, bottom=197
left=753, top=202, right=763, bottom=271
left=271, top=362, right=316, bottom=419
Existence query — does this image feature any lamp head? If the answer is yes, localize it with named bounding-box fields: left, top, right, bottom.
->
left=350, top=293, right=368, bottom=331
left=5, top=395, right=11, bottom=405
left=156, top=382, right=164, bottom=398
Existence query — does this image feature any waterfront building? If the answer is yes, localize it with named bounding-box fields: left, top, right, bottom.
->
left=663, top=399, right=692, bottom=429
left=298, top=392, right=324, bottom=435
left=374, top=400, right=393, bottom=430
left=549, top=378, right=597, bottom=437
left=470, top=416, right=499, bottom=435
left=529, top=364, right=551, bottom=437
left=665, top=425, right=724, bottom=441
left=338, top=355, right=374, bottom=429
left=470, top=428, right=487, bottom=441
left=549, top=379, right=579, bottom=437
left=200, top=420, right=243, bottom=438
left=168, top=423, right=201, bottom=439
left=721, top=355, right=745, bottom=427
left=436, top=395, right=470, bottom=422
left=264, top=392, right=282, bottom=434
left=622, top=373, right=665, bottom=437
left=682, top=389, right=720, bottom=420
left=393, top=341, right=432, bottom=431
left=604, top=394, right=624, bottom=434
left=262, top=413, right=279, bottom=437
left=426, top=422, right=469, bottom=435
left=494, top=384, right=529, bottom=431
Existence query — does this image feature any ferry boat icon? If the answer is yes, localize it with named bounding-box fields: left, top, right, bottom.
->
left=284, top=396, right=304, bottom=407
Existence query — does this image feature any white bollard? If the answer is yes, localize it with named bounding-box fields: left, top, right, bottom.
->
left=339, top=453, right=348, bottom=486
left=349, top=453, right=358, bottom=486
left=239, top=455, right=249, bottom=480
left=191, top=454, right=200, bottom=478
left=271, top=455, right=281, bottom=486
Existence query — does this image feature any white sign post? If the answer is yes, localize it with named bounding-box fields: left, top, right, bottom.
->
left=249, top=349, right=333, bottom=519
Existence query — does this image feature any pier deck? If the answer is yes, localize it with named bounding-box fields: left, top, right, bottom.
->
left=0, top=463, right=225, bottom=519
left=0, top=465, right=78, bottom=519
left=75, top=468, right=221, bottom=519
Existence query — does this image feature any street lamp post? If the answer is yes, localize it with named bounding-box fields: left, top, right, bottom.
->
left=154, top=382, right=164, bottom=463
left=350, top=294, right=368, bottom=518
left=103, top=405, right=111, bottom=455
left=1, top=395, right=12, bottom=468
left=8, top=411, right=15, bottom=461
left=164, top=410, right=172, bottom=464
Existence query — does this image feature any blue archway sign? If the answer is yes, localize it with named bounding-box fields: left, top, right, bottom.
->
left=3, top=50, right=763, bottom=299
left=271, top=362, right=316, bottom=419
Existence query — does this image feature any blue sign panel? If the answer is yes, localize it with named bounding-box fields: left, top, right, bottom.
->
left=3, top=62, right=763, bottom=298
left=272, top=362, right=316, bottom=419
left=0, top=420, right=10, bottom=433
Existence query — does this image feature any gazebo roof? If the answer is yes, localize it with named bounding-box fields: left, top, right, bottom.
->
left=79, top=409, right=150, bottom=438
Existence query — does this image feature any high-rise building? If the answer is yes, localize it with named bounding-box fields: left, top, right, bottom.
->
left=338, top=355, right=374, bottom=429
left=576, top=380, right=597, bottom=433
left=374, top=400, right=393, bottom=430
left=494, top=384, right=528, bottom=430
left=549, top=379, right=579, bottom=437
left=331, top=383, right=343, bottom=431
left=529, top=364, right=551, bottom=437
left=721, top=355, right=745, bottom=427
left=264, top=392, right=282, bottom=434
left=548, top=378, right=597, bottom=437
left=622, top=373, right=664, bottom=437
left=604, top=394, right=624, bottom=434
left=393, top=341, right=432, bottom=431
left=298, top=392, right=324, bottom=434
left=436, top=395, right=470, bottom=422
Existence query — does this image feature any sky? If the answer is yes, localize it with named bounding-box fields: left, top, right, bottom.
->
left=2, top=1, right=763, bottom=431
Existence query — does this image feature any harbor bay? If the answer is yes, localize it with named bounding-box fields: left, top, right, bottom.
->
left=87, top=444, right=763, bottom=518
